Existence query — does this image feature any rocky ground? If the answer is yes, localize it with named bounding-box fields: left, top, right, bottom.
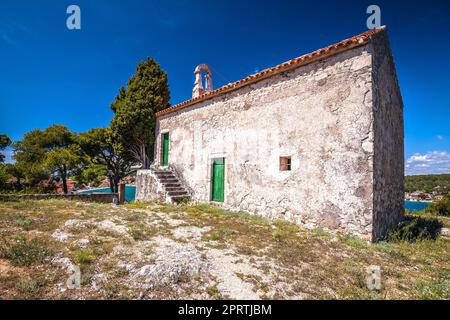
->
left=0, top=200, right=448, bottom=299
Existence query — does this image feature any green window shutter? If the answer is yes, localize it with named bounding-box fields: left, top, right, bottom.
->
left=162, top=133, right=169, bottom=166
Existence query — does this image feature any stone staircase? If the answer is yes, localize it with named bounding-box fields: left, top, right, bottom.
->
left=153, top=169, right=191, bottom=203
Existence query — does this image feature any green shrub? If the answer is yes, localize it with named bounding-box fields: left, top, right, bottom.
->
left=73, top=249, right=94, bottom=265
left=129, top=223, right=155, bottom=241
left=123, top=212, right=148, bottom=222
left=102, top=281, right=131, bottom=300
left=0, top=164, right=10, bottom=190
left=12, top=214, right=35, bottom=230
left=339, top=234, right=368, bottom=249
left=203, top=228, right=237, bottom=242
left=272, top=229, right=285, bottom=242
left=425, top=194, right=450, bottom=217
left=388, top=216, right=443, bottom=242
left=207, top=230, right=221, bottom=241
left=206, top=285, right=221, bottom=299
left=220, top=228, right=236, bottom=237
left=374, top=242, right=406, bottom=259
left=16, top=276, right=49, bottom=297
left=0, top=236, right=52, bottom=266
left=177, top=197, right=190, bottom=205
left=125, top=202, right=150, bottom=209
left=273, top=220, right=300, bottom=234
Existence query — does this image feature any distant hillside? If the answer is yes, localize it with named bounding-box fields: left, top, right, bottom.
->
left=405, top=174, right=450, bottom=193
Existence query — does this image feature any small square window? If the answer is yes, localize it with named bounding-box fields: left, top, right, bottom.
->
left=280, top=156, right=291, bottom=171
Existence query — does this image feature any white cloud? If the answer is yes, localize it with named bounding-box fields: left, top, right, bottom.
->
left=406, top=151, right=450, bottom=175
left=437, top=135, right=444, bottom=140
left=409, top=154, right=430, bottom=162
left=0, top=22, right=30, bottom=46
left=1, top=148, right=14, bottom=164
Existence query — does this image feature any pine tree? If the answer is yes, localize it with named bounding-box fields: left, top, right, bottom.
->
left=110, top=58, right=170, bottom=169
left=0, top=134, right=11, bottom=163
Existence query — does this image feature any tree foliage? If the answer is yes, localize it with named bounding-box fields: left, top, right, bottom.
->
left=13, top=129, right=51, bottom=186
left=426, top=194, right=450, bottom=217
left=44, top=146, right=83, bottom=194
left=0, top=164, right=9, bottom=189
left=72, top=163, right=107, bottom=187
left=78, top=127, right=134, bottom=192
left=13, top=125, right=82, bottom=194
left=110, top=57, right=170, bottom=168
left=0, top=134, right=12, bottom=163
left=4, top=162, right=26, bottom=190
left=0, top=135, right=12, bottom=188
left=2, top=57, right=171, bottom=193
left=405, top=174, right=450, bottom=193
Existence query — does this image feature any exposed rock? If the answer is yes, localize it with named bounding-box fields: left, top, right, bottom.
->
left=171, top=226, right=211, bottom=240
left=123, top=237, right=208, bottom=288
left=441, top=228, right=450, bottom=238
left=207, top=249, right=262, bottom=300
left=52, top=230, right=70, bottom=242
left=64, top=219, right=85, bottom=228
left=117, top=261, right=136, bottom=272
left=73, top=238, right=90, bottom=248
left=95, top=220, right=128, bottom=235
left=52, top=257, right=75, bottom=273
left=91, top=273, right=108, bottom=291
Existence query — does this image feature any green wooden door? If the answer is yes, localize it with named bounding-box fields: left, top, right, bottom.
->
left=162, top=133, right=169, bottom=167
left=212, top=158, right=225, bottom=202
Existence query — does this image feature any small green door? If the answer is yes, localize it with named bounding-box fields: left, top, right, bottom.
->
left=162, top=133, right=169, bottom=167
left=212, top=158, right=225, bottom=202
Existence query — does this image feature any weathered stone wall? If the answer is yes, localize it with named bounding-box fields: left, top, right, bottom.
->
left=155, top=43, right=377, bottom=240
left=135, top=169, right=166, bottom=202
left=145, top=29, right=403, bottom=241
left=370, top=31, right=405, bottom=240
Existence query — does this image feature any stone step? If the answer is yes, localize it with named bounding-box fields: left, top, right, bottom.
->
left=165, top=187, right=186, bottom=192
left=168, top=189, right=189, bottom=194
left=167, top=190, right=188, bottom=195
left=152, top=169, right=191, bottom=203
left=156, top=175, right=176, bottom=180
left=163, top=183, right=182, bottom=188
left=155, top=172, right=176, bottom=177
left=159, top=178, right=179, bottom=184
left=168, top=191, right=189, bottom=197
left=153, top=170, right=172, bottom=174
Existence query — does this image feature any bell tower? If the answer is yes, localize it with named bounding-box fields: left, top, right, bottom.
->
left=192, top=64, right=213, bottom=98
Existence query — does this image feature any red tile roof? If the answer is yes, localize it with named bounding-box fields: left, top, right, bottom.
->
left=156, top=27, right=385, bottom=118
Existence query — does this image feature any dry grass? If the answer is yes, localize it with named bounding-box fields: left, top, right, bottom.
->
left=0, top=199, right=448, bottom=300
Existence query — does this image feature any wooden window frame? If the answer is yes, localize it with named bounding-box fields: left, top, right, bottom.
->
left=280, top=156, right=291, bottom=171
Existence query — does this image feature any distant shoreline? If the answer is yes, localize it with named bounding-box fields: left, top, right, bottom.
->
left=405, top=200, right=433, bottom=203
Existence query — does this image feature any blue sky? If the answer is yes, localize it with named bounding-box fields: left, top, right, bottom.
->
left=0, top=0, right=449, bottom=174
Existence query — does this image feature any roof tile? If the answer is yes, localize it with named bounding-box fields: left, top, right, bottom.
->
left=156, top=27, right=385, bottom=118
